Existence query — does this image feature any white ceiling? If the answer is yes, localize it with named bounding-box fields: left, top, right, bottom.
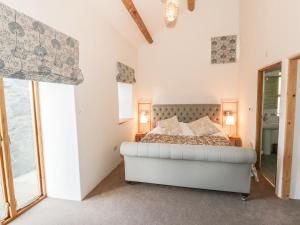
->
left=87, top=0, right=188, bottom=48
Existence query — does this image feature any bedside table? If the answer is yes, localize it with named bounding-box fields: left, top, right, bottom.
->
left=229, top=136, right=242, bottom=147
left=135, top=133, right=147, bottom=142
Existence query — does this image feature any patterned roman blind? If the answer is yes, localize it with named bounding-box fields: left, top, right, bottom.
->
left=116, top=62, right=136, bottom=84
left=0, top=3, right=84, bottom=85
left=211, top=35, right=237, bottom=64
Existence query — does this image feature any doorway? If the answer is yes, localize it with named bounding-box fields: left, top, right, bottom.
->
left=261, top=67, right=282, bottom=185
left=256, top=57, right=299, bottom=199
left=0, top=79, right=46, bottom=224
left=256, top=63, right=282, bottom=186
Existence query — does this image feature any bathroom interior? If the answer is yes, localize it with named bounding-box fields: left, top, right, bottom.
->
left=261, top=66, right=282, bottom=186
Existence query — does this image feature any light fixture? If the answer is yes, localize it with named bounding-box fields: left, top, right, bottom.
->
left=221, top=99, right=239, bottom=137
left=139, top=111, right=149, bottom=133
left=138, top=101, right=152, bottom=134
left=140, top=112, right=148, bottom=124
left=225, top=115, right=235, bottom=126
left=225, top=111, right=236, bottom=137
left=162, top=0, right=180, bottom=27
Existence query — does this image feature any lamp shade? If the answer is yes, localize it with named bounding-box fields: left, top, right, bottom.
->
left=164, top=0, right=179, bottom=23
left=225, top=115, right=235, bottom=126
left=140, top=114, right=148, bottom=124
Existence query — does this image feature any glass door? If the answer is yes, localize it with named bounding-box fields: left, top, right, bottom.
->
left=261, top=69, right=281, bottom=186
left=0, top=78, right=45, bottom=223
left=3, top=78, right=41, bottom=209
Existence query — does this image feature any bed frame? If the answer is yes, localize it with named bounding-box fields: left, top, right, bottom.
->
left=121, top=104, right=257, bottom=200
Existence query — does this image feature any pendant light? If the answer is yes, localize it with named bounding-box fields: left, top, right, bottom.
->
left=162, top=0, right=180, bottom=27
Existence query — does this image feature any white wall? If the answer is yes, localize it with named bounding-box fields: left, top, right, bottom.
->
left=137, top=0, right=240, bottom=104
left=239, top=0, right=300, bottom=199
left=39, top=83, right=81, bottom=201
left=73, top=7, right=137, bottom=197
left=1, top=0, right=138, bottom=200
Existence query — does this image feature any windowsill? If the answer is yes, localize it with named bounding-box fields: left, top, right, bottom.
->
left=118, top=118, right=133, bottom=125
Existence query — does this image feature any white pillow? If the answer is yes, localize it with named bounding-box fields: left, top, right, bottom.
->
left=150, top=122, right=193, bottom=136
left=211, top=122, right=229, bottom=139
left=179, top=122, right=194, bottom=136
left=149, top=126, right=162, bottom=134
left=213, top=122, right=223, bottom=131
left=188, top=116, right=220, bottom=136
left=157, top=116, right=182, bottom=135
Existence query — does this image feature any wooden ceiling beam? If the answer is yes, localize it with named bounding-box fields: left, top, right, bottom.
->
left=187, top=0, right=195, bottom=11
left=121, top=0, right=153, bottom=44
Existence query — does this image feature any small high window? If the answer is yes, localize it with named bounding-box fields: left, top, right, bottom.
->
left=117, top=82, right=133, bottom=121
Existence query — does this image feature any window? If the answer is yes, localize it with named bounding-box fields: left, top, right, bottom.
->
left=117, top=82, right=133, bottom=121
left=0, top=79, right=45, bottom=224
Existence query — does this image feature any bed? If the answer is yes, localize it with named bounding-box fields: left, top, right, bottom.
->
left=120, top=104, right=257, bottom=200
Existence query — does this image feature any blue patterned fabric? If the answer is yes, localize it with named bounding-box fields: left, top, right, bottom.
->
left=0, top=3, right=83, bottom=85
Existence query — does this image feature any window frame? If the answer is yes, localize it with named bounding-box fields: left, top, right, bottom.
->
left=0, top=80, right=46, bottom=225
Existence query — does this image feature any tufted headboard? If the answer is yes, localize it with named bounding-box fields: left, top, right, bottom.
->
left=152, top=104, right=221, bottom=128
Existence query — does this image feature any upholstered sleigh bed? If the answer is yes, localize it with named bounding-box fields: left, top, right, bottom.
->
left=120, top=104, right=257, bottom=200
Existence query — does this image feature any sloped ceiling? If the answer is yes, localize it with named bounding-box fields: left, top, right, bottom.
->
left=87, top=0, right=188, bottom=48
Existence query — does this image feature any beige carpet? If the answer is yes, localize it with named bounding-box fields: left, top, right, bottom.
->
left=11, top=163, right=300, bottom=225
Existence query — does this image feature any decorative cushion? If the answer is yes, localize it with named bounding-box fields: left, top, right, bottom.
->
left=179, top=123, right=194, bottom=136
left=211, top=123, right=229, bottom=139
left=149, top=122, right=193, bottom=136
left=157, top=116, right=182, bottom=135
left=188, top=116, right=220, bottom=136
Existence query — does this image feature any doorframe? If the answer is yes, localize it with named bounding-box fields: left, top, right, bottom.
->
left=281, top=55, right=300, bottom=199
left=255, top=61, right=282, bottom=169
left=0, top=80, right=46, bottom=224
left=0, top=79, right=18, bottom=218
left=256, top=56, right=299, bottom=200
